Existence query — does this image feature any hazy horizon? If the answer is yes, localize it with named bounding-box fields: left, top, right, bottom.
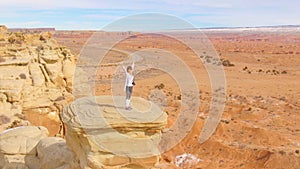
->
left=5, top=24, right=300, bottom=32
left=1, top=0, right=299, bottom=30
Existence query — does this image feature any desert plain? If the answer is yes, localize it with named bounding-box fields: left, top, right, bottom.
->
left=0, top=26, right=299, bottom=168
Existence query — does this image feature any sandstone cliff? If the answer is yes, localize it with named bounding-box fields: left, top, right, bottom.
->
left=0, top=25, right=75, bottom=132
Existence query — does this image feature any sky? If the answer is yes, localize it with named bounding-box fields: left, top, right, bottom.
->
left=0, top=0, right=299, bottom=30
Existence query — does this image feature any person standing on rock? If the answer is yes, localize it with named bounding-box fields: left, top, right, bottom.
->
left=123, top=62, right=135, bottom=110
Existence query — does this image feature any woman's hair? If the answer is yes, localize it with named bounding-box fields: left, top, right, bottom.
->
left=127, top=66, right=132, bottom=72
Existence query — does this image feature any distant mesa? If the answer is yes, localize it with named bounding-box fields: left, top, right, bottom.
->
left=8, top=27, right=56, bottom=33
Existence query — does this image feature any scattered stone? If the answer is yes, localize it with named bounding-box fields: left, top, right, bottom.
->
left=19, top=73, right=26, bottom=79
left=222, top=59, right=235, bottom=67
left=174, top=153, right=202, bottom=168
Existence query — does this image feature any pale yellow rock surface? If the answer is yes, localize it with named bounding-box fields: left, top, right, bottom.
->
left=0, top=126, right=48, bottom=154
left=0, top=126, right=49, bottom=169
left=0, top=25, right=76, bottom=132
left=0, top=126, right=75, bottom=169
left=62, top=96, right=168, bottom=169
left=37, top=137, right=73, bottom=169
left=0, top=25, right=7, bottom=33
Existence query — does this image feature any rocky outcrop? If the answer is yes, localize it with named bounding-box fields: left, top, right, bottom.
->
left=0, top=126, right=73, bottom=169
left=0, top=25, right=8, bottom=32
left=61, top=96, right=168, bottom=169
left=0, top=25, right=75, bottom=132
left=0, top=126, right=48, bottom=169
left=37, top=137, right=73, bottom=169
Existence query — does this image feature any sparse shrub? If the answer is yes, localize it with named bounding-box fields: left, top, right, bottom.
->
left=279, top=150, right=286, bottom=155
left=7, top=120, right=21, bottom=129
left=154, top=83, right=165, bottom=90
left=39, top=35, right=47, bottom=41
left=273, top=70, right=280, bottom=75
left=243, top=66, right=248, bottom=71
left=206, top=58, right=211, bottom=63
left=177, top=95, right=181, bottom=100
left=222, top=59, right=234, bottom=67
left=8, top=37, right=15, bottom=44
left=281, top=70, right=287, bottom=74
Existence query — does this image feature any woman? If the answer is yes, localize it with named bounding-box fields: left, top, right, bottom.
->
left=123, top=62, right=135, bottom=110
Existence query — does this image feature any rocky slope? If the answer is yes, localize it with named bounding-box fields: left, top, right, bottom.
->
left=0, top=96, right=167, bottom=169
left=0, top=25, right=75, bottom=134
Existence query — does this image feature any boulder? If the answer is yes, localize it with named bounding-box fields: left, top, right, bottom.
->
left=0, top=126, right=48, bottom=155
left=61, top=96, right=168, bottom=169
left=37, top=137, right=73, bottom=169
left=0, top=126, right=49, bottom=169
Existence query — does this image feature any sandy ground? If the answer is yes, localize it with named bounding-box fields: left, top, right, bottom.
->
left=43, top=29, right=300, bottom=168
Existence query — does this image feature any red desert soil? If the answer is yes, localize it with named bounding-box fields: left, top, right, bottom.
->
left=51, top=29, right=300, bottom=168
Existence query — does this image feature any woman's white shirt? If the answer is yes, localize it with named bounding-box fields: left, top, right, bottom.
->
left=123, top=63, right=134, bottom=90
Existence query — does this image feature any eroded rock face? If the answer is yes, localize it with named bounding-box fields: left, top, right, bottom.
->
left=0, top=126, right=48, bottom=169
left=0, top=126, right=73, bottom=169
left=61, top=96, right=168, bottom=169
left=0, top=26, right=75, bottom=132
left=37, top=137, right=73, bottom=169
left=0, top=25, right=7, bottom=34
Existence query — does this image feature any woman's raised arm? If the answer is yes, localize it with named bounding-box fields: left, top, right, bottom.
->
left=131, top=62, right=135, bottom=70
